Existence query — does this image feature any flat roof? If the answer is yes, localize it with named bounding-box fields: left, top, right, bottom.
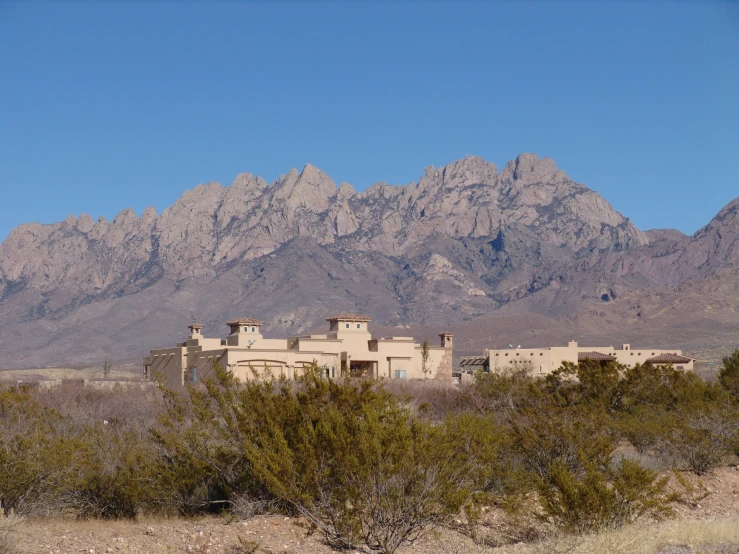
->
left=326, top=313, right=372, bottom=322
left=226, top=318, right=264, bottom=326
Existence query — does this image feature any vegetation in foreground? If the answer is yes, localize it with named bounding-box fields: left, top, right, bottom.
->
left=1, top=352, right=738, bottom=554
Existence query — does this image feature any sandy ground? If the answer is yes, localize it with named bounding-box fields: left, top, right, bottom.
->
left=0, top=365, right=141, bottom=382
left=7, top=466, right=739, bottom=554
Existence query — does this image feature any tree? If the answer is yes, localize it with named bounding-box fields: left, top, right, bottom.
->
left=102, top=357, right=114, bottom=379
left=420, top=339, right=430, bottom=379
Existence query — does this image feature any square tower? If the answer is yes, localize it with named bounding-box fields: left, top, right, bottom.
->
left=326, top=313, right=372, bottom=337
left=225, top=317, right=264, bottom=347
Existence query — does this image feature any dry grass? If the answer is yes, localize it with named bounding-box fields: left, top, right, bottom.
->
left=0, top=507, right=24, bottom=554
left=13, top=514, right=739, bottom=554
left=484, top=517, right=739, bottom=554
left=0, top=366, right=140, bottom=382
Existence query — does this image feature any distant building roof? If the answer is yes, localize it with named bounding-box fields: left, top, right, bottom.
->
left=226, top=318, right=264, bottom=326
left=188, top=323, right=203, bottom=330
left=646, top=353, right=693, bottom=364
left=578, top=351, right=617, bottom=362
left=460, top=356, right=488, bottom=366
left=326, top=313, right=372, bottom=322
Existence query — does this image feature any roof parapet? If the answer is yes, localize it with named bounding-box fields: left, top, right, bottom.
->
left=326, top=313, right=372, bottom=322
left=226, top=318, right=264, bottom=327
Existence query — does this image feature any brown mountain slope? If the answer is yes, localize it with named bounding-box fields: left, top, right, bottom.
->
left=396, top=270, right=739, bottom=365
left=564, top=268, right=739, bottom=360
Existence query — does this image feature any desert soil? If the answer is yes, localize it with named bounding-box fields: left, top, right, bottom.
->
left=10, top=466, right=739, bottom=554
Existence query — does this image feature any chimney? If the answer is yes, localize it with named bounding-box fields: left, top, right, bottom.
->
left=439, top=332, right=454, bottom=348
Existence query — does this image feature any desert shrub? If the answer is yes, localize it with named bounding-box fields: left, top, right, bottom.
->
left=537, top=456, right=674, bottom=533
left=0, top=387, right=90, bottom=514
left=544, top=360, right=623, bottom=411
left=0, top=385, right=178, bottom=518
left=463, top=366, right=534, bottom=419
left=70, top=426, right=165, bottom=519
left=183, top=363, right=491, bottom=554
left=384, top=378, right=466, bottom=421
left=612, top=363, right=739, bottom=473
left=616, top=406, right=672, bottom=455
left=36, top=385, right=163, bottom=428
left=719, top=349, right=739, bottom=402
left=614, top=363, right=705, bottom=412
left=510, top=403, right=615, bottom=481
left=662, top=405, right=739, bottom=475
left=151, top=381, right=272, bottom=515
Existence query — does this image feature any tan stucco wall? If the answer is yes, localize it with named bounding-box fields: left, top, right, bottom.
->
left=483, top=341, right=692, bottom=375
left=145, top=320, right=454, bottom=386
left=144, top=347, right=187, bottom=388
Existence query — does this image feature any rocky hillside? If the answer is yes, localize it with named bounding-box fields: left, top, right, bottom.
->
left=0, top=154, right=736, bottom=368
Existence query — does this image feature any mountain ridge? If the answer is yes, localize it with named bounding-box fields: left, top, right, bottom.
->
left=0, top=153, right=736, bottom=368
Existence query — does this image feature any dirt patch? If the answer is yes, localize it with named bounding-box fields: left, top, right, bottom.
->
left=13, top=467, right=739, bottom=554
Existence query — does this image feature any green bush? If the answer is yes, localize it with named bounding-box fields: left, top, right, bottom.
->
left=0, top=388, right=89, bottom=514
left=510, top=403, right=615, bottom=481
left=613, top=364, right=739, bottom=473
left=663, top=405, right=739, bottom=475
left=464, top=366, right=534, bottom=418
left=544, top=360, right=622, bottom=411
left=182, top=363, right=490, bottom=554
left=719, top=349, right=739, bottom=402
left=151, top=379, right=272, bottom=515
left=72, top=427, right=164, bottom=519
left=537, top=456, right=674, bottom=533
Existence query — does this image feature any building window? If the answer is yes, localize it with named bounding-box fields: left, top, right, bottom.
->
left=394, top=369, right=407, bottom=379
left=252, top=327, right=255, bottom=332
left=192, top=367, right=198, bottom=382
left=346, top=323, right=349, bottom=328
left=243, top=327, right=248, bottom=332
left=357, top=323, right=361, bottom=329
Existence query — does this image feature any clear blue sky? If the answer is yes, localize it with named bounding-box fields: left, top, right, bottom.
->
left=1, top=1, right=737, bottom=241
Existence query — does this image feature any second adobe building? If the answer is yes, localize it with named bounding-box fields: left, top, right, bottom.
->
left=144, top=313, right=454, bottom=388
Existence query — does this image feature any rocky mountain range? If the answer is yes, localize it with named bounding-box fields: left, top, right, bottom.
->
left=0, top=154, right=736, bottom=369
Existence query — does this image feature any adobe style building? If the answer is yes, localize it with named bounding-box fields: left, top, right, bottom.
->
left=144, top=314, right=454, bottom=387
left=460, top=340, right=694, bottom=375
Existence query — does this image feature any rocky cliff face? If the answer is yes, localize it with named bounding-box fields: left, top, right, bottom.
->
left=0, top=154, right=645, bottom=295
left=0, top=154, right=735, bottom=368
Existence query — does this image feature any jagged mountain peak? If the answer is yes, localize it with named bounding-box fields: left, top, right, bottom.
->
left=269, top=163, right=336, bottom=213
left=0, top=153, right=650, bottom=296
left=419, top=155, right=499, bottom=192
left=498, top=152, right=567, bottom=186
